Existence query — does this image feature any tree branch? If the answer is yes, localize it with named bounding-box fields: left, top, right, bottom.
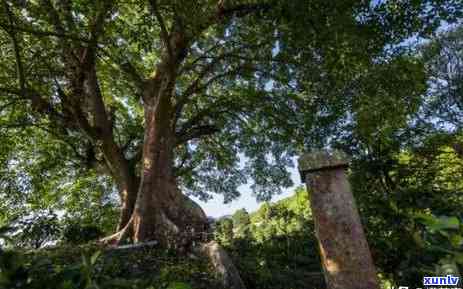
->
left=41, top=0, right=66, bottom=34
left=149, top=0, right=173, bottom=60
left=176, top=124, right=219, bottom=145
left=0, top=21, right=89, bottom=42
left=214, top=1, right=272, bottom=22
left=175, top=56, right=225, bottom=120
left=2, top=0, right=26, bottom=95
left=54, top=84, right=97, bottom=139
left=192, top=65, right=245, bottom=95
left=88, top=0, right=114, bottom=51
left=175, top=62, right=248, bottom=128
left=56, top=0, right=76, bottom=30
left=175, top=98, right=236, bottom=146
left=0, top=98, right=24, bottom=113
left=0, top=86, right=21, bottom=96
left=99, top=48, right=145, bottom=89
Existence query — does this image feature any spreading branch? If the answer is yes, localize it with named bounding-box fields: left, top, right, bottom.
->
left=2, top=1, right=26, bottom=95
left=88, top=0, right=114, bottom=51
left=214, top=1, right=272, bottom=23
left=176, top=124, right=220, bottom=145
left=149, top=0, right=173, bottom=60
left=0, top=21, right=89, bottom=42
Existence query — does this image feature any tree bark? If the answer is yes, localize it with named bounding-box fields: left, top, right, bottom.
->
left=131, top=90, right=208, bottom=244
left=102, top=81, right=208, bottom=246
left=85, top=61, right=140, bottom=231
left=99, top=133, right=139, bottom=230
left=116, top=178, right=138, bottom=231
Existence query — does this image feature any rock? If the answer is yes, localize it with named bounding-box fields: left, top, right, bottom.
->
left=198, top=241, right=246, bottom=289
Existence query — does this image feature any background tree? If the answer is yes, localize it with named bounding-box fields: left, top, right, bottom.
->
left=331, top=24, right=463, bottom=286
left=214, top=217, right=234, bottom=247
left=422, top=25, right=463, bottom=128
left=232, top=209, right=250, bottom=239
left=214, top=187, right=323, bottom=289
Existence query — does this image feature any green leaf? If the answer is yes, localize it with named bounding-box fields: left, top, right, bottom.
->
left=433, top=216, right=460, bottom=231
left=167, top=282, right=193, bottom=289
left=90, top=251, right=101, bottom=265
left=450, top=234, right=463, bottom=248
left=455, top=253, right=463, bottom=265
left=416, top=214, right=460, bottom=232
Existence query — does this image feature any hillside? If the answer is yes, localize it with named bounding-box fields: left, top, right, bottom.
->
left=214, top=187, right=325, bottom=289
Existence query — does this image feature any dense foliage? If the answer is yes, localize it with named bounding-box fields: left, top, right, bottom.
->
left=0, top=0, right=462, bottom=288
left=1, top=0, right=461, bottom=240
left=215, top=188, right=323, bottom=289
left=0, top=243, right=222, bottom=289
left=335, top=24, right=463, bottom=287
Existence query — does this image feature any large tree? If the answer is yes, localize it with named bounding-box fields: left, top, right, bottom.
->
left=0, top=0, right=460, bottom=246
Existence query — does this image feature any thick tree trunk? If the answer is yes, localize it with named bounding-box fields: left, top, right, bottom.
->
left=130, top=92, right=208, bottom=245
left=102, top=87, right=208, bottom=247
left=78, top=55, right=140, bottom=232
left=100, top=28, right=209, bottom=247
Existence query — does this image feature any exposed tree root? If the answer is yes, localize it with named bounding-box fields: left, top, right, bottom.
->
left=101, top=227, right=246, bottom=289
left=99, top=218, right=133, bottom=246
left=109, top=240, right=158, bottom=251
left=100, top=184, right=210, bottom=247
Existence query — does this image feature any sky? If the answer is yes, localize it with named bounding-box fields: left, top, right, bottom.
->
left=192, top=160, right=303, bottom=218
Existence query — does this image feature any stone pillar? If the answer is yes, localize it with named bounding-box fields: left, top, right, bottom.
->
left=298, top=150, right=379, bottom=289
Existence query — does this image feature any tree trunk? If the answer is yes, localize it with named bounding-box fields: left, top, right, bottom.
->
left=100, top=28, right=209, bottom=247
left=100, top=129, right=139, bottom=231
left=133, top=92, right=208, bottom=245
left=78, top=54, right=140, bottom=232
left=102, top=86, right=208, bottom=247
left=115, top=171, right=138, bottom=231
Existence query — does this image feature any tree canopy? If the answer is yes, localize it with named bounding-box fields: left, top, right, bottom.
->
left=0, top=1, right=463, bottom=288
left=0, top=0, right=462, bottom=243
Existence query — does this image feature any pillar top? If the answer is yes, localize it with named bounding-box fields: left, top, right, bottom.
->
left=298, top=150, right=350, bottom=177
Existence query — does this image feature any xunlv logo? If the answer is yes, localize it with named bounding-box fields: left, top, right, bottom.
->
left=423, top=275, right=460, bottom=286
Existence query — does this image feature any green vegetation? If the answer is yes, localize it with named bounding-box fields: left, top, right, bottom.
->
left=0, top=0, right=462, bottom=288
left=215, top=187, right=324, bottom=289
left=0, top=244, right=221, bottom=289
left=349, top=134, right=463, bottom=286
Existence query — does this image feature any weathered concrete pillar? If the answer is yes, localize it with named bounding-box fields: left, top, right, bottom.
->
left=298, top=150, right=379, bottom=289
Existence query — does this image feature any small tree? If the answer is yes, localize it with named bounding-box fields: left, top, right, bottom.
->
left=232, top=209, right=251, bottom=239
